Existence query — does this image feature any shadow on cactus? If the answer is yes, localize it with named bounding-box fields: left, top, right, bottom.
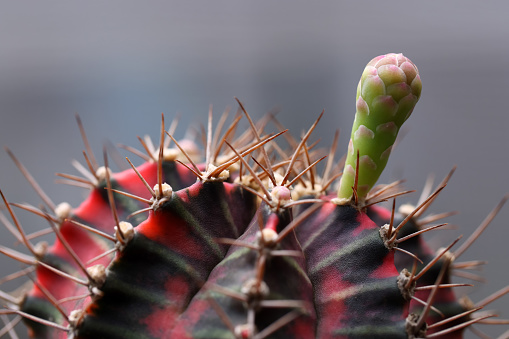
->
left=0, top=53, right=508, bottom=339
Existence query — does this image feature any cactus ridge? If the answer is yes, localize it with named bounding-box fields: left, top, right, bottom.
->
left=294, top=203, right=408, bottom=339
left=1, top=54, right=508, bottom=338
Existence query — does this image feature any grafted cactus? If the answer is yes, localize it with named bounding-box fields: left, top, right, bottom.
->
left=0, top=53, right=507, bottom=339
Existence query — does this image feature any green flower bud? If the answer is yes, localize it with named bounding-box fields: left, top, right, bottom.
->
left=337, top=53, right=422, bottom=204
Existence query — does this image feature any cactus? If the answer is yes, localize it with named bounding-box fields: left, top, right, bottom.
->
left=0, top=53, right=508, bottom=339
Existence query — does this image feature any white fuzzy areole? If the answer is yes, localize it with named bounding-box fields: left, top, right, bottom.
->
left=360, top=155, right=377, bottom=170
left=55, top=202, right=72, bottom=220
left=398, top=203, right=415, bottom=216
left=354, top=125, right=375, bottom=140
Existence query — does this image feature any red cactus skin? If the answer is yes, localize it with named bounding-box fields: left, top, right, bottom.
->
left=18, top=160, right=202, bottom=339
left=171, top=205, right=316, bottom=339
left=1, top=108, right=507, bottom=339
left=295, top=202, right=410, bottom=339
left=366, top=205, right=477, bottom=339
left=72, top=181, right=257, bottom=338
left=397, top=229, right=468, bottom=339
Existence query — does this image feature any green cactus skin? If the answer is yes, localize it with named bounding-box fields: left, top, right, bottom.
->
left=337, top=53, right=422, bottom=204
left=0, top=53, right=507, bottom=339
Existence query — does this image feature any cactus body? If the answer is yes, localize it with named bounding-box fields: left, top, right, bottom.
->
left=0, top=53, right=507, bottom=339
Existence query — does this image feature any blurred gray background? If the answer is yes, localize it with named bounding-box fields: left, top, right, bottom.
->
left=0, top=1, right=508, bottom=338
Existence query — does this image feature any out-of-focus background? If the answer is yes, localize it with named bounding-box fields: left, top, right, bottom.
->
left=0, top=1, right=508, bottom=338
